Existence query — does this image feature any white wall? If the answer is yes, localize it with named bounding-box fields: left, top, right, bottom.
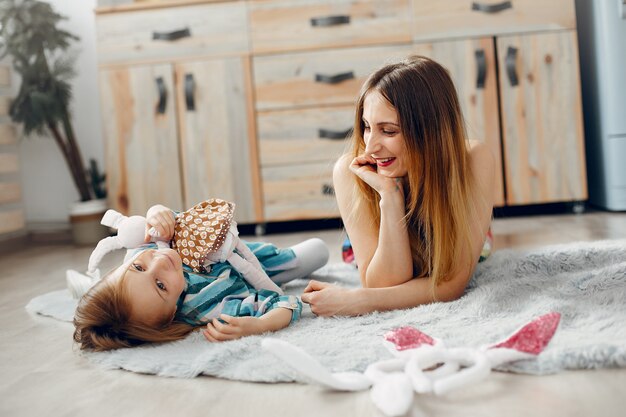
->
left=18, top=0, right=103, bottom=225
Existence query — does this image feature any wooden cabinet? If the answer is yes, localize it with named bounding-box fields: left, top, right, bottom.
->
left=96, top=1, right=260, bottom=222
left=96, top=0, right=587, bottom=224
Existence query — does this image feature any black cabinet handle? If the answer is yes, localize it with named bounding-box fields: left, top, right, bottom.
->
left=321, top=184, right=335, bottom=196
left=184, top=73, right=195, bottom=111
left=505, top=46, right=519, bottom=87
left=318, top=128, right=352, bottom=140
left=310, top=15, right=350, bottom=27
left=471, top=1, right=512, bottom=13
left=475, top=49, right=487, bottom=89
left=315, top=71, right=355, bottom=84
left=152, top=27, right=191, bottom=41
left=155, top=77, right=167, bottom=114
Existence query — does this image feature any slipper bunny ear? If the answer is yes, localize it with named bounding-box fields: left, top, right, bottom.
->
left=483, top=312, right=561, bottom=366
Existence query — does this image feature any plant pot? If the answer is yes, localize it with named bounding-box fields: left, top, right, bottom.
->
left=69, top=199, right=110, bottom=246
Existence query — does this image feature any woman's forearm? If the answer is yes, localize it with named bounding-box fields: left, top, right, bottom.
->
left=364, top=190, right=413, bottom=288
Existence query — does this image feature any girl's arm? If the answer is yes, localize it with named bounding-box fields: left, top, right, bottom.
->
left=334, top=154, right=413, bottom=288
left=202, top=308, right=292, bottom=342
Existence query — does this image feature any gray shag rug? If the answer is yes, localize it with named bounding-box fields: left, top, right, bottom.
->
left=26, top=239, right=626, bottom=381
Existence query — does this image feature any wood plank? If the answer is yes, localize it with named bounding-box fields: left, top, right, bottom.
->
left=0, top=66, right=10, bottom=87
left=0, top=182, right=21, bottom=204
left=0, top=125, right=16, bottom=145
left=257, top=105, right=353, bottom=166
left=498, top=30, right=587, bottom=205
left=412, top=0, right=576, bottom=41
left=262, top=162, right=339, bottom=221
left=0, top=97, right=10, bottom=116
left=253, top=44, right=413, bottom=110
left=96, top=2, right=248, bottom=65
left=250, top=0, right=412, bottom=54
left=176, top=57, right=256, bottom=223
left=0, top=209, right=25, bottom=234
left=99, top=64, right=183, bottom=216
left=0, top=154, right=19, bottom=174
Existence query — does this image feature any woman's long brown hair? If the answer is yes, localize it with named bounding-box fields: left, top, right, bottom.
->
left=350, top=55, right=477, bottom=297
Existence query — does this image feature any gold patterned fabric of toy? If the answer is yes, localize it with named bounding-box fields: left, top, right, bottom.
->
left=171, top=198, right=235, bottom=273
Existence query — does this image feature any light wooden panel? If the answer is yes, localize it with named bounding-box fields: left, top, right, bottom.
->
left=258, top=105, right=353, bottom=166
left=96, top=1, right=248, bottom=65
left=99, top=64, right=183, bottom=215
left=498, top=30, right=586, bottom=205
left=0, top=97, right=10, bottom=116
left=0, top=66, right=10, bottom=87
left=249, top=0, right=412, bottom=54
left=0, top=154, right=18, bottom=173
left=262, top=161, right=338, bottom=221
left=253, top=44, right=413, bottom=111
left=0, top=125, right=16, bottom=145
left=412, top=0, right=576, bottom=41
left=176, top=57, right=256, bottom=223
left=0, top=183, right=21, bottom=204
left=0, top=210, right=24, bottom=234
left=412, top=38, right=505, bottom=207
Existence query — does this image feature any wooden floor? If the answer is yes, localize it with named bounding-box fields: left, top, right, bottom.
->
left=1, top=211, right=626, bottom=417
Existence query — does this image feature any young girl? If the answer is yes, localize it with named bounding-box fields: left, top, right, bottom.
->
left=301, top=55, right=495, bottom=316
left=73, top=201, right=329, bottom=351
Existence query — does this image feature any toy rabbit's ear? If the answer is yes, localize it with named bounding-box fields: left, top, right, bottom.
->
left=488, top=312, right=561, bottom=355
left=100, top=209, right=125, bottom=229
left=384, top=326, right=436, bottom=351
left=87, top=236, right=123, bottom=274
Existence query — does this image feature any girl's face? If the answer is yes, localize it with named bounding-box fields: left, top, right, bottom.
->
left=362, top=90, right=408, bottom=178
left=117, top=248, right=186, bottom=326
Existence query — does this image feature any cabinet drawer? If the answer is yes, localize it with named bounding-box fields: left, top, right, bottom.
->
left=412, top=0, right=575, bottom=41
left=262, top=162, right=338, bottom=221
left=253, top=45, right=413, bottom=110
left=96, top=2, right=248, bottom=65
left=249, top=0, right=411, bottom=54
left=258, top=106, right=353, bottom=166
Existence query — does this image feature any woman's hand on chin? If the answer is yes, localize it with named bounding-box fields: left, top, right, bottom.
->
left=349, top=154, right=403, bottom=197
left=301, top=280, right=364, bottom=317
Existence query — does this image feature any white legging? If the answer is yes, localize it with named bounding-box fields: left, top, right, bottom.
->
left=271, top=238, right=329, bottom=285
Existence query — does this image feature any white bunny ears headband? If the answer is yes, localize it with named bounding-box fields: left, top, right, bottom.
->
left=263, top=312, right=561, bottom=417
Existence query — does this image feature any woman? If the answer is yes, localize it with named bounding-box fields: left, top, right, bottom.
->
left=301, top=56, right=495, bottom=316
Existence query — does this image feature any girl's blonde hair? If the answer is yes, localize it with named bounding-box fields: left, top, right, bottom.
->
left=73, top=268, right=195, bottom=351
left=350, top=55, right=476, bottom=296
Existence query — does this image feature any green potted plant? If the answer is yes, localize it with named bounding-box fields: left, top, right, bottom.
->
left=0, top=0, right=108, bottom=245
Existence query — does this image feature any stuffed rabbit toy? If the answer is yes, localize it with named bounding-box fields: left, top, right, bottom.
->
left=67, top=199, right=283, bottom=299
left=262, top=312, right=561, bottom=417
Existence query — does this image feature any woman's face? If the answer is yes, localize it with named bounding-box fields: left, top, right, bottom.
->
left=362, top=90, right=408, bottom=178
left=113, top=248, right=186, bottom=326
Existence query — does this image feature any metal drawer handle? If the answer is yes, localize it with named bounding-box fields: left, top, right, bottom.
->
left=318, top=128, right=352, bottom=140
left=152, top=27, right=191, bottom=41
left=321, top=184, right=335, bottom=196
left=315, top=71, right=355, bottom=84
left=471, top=1, right=512, bottom=13
left=156, top=77, right=167, bottom=114
left=505, top=46, right=519, bottom=87
left=310, top=15, right=351, bottom=27
left=475, top=49, right=486, bottom=89
left=184, top=73, right=195, bottom=111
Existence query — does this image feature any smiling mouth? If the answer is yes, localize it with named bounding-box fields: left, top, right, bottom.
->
left=376, top=157, right=396, bottom=167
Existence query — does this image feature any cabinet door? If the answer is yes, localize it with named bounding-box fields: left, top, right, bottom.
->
left=175, top=57, right=259, bottom=223
left=497, top=31, right=587, bottom=205
left=413, top=38, right=505, bottom=207
left=99, top=64, right=183, bottom=215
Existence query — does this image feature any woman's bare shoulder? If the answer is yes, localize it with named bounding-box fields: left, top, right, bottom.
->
left=467, top=140, right=495, bottom=172
left=333, top=153, right=353, bottom=185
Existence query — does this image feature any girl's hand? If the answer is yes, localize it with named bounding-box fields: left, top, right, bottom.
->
left=202, top=315, right=262, bottom=342
left=145, top=204, right=175, bottom=242
left=301, top=280, right=362, bottom=317
left=349, top=154, right=404, bottom=197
